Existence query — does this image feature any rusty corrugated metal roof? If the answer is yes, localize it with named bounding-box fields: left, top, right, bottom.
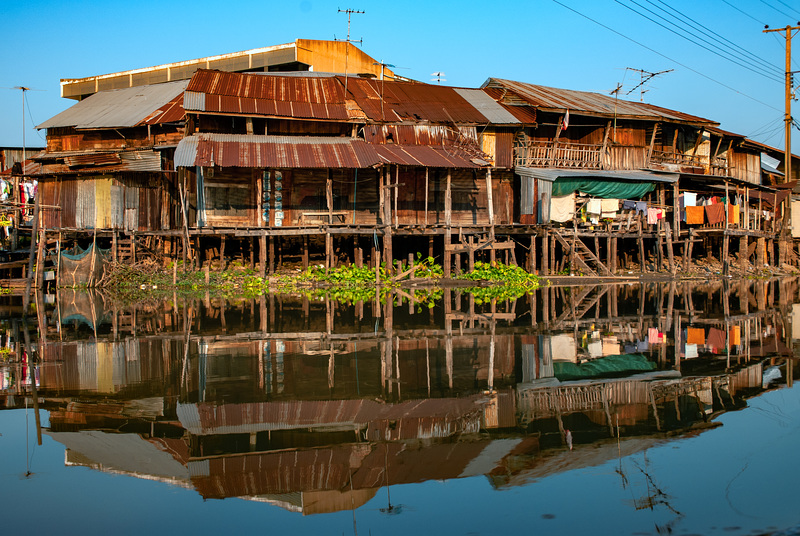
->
left=175, top=133, right=382, bottom=169
left=374, top=144, right=487, bottom=168
left=343, top=77, right=489, bottom=123
left=185, top=69, right=352, bottom=120
left=37, top=80, right=189, bottom=130
left=481, top=88, right=538, bottom=124
left=363, top=124, right=474, bottom=145
left=483, top=78, right=718, bottom=125
left=32, top=150, right=163, bottom=175
left=0, top=159, right=42, bottom=176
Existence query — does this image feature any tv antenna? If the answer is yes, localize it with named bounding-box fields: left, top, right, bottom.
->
left=374, top=61, right=395, bottom=121
left=625, top=68, right=673, bottom=102
left=337, top=8, right=364, bottom=93
left=431, top=71, right=446, bottom=84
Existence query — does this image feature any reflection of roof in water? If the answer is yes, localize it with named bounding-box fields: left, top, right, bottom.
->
left=554, top=354, right=657, bottom=381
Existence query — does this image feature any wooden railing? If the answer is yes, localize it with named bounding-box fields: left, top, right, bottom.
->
left=514, top=141, right=602, bottom=169
left=649, top=150, right=729, bottom=176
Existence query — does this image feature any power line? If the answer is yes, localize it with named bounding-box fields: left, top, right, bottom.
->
left=774, top=0, right=800, bottom=18
left=720, top=0, right=769, bottom=26
left=615, top=0, right=784, bottom=83
left=760, top=0, right=800, bottom=20
left=647, top=0, right=782, bottom=74
left=550, top=0, right=782, bottom=112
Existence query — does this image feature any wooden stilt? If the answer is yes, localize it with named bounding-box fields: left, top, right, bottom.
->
left=259, top=234, right=267, bottom=278
left=303, top=235, right=309, bottom=270
left=269, top=236, right=275, bottom=274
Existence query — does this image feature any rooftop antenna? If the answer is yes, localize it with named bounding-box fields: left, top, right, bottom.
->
left=374, top=61, right=395, bottom=121
left=609, top=83, right=623, bottom=142
left=337, top=8, right=364, bottom=94
left=430, top=71, right=446, bottom=84
left=625, top=68, right=673, bottom=102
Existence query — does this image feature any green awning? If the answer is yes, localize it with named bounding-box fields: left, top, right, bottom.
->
left=554, top=353, right=656, bottom=381
left=552, top=178, right=655, bottom=198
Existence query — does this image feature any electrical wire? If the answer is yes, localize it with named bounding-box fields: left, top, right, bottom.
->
left=615, top=0, right=784, bottom=83
left=551, top=0, right=783, bottom=112
left=774, top=0, right=800, bottom=18
left=720, top=0, right=769, bottom=26
left=24, top=91, right=46, bottom=142
left=648, top=0, right=782, bottom=74
left=760, top=0, right=799, bottom=20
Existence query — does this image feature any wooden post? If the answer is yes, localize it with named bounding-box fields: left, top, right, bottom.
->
left=259, top=234, right=267, bottom=278
left=444, top=169, right=452, bottom=277
left=269, top=236, right=275, bottom=274
left=220, top=235, right=226, bottom=271
left=529, top=236, right=536, bottom=273
left=302, top=235, right=309, bottom=270
left=542, top=232, right=549, bottom=275
left=22, top=188, right=41, bottom=312
left=424, top=167, right=429, bottom=227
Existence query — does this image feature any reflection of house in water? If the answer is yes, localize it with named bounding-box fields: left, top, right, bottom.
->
left=4, top=279, right=798, bottom=514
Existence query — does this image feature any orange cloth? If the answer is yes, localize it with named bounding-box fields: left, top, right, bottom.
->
left=729, top=325, right=740, bottom=345
left=686, top=206, right=705, bottom=225
left=727, top=204, right=739, bottom=225
left=686, top=327, right=705, bottom=345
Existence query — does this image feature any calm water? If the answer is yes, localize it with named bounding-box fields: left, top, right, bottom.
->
left=2, top=280, right=800, bottom=535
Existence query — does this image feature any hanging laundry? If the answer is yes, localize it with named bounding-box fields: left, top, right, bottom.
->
left=686, top=327, right=705, bottom=345
left=686, top=206, right=705, bottom=225
left=685, top=344, right=699, bottom=359
left=635, top=201, right=647, bottom=214
left=707, top=327, right=726, bottom=350
left=727, top=204, right=739, bottom=225
left=647, top=208, right=660, bottom=225
left=622, top=199, right=636, bottom=211
left=705, top=203, right=725, bottom=225
left=684, top=192, right=697, bottom=207
left=586, top=198, right=601, bottom=215
left=648, top=327, right=661, bottom=344
left=600, top=198, right=619, bottom=219
left=729, top=325, right=741, bottom=346
left=550, top=194, right=576, bottom=223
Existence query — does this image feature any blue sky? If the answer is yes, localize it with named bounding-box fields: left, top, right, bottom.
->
left=2, top=0, right=799, bottom=153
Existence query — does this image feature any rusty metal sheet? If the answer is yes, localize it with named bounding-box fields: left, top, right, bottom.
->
left=344, top=77, right=488, bottom=123
left=373, top=144, right=486, bottom=168
left=483, top=78, right=717, bottom=125
left=38, top=80, right=189, bottom=130
left=175, top=133, right=382, bottom=169
left=186, top=69, right=351, bottom=120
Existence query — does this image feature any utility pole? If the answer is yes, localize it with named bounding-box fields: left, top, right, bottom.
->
left=763, top=24, right=799, bottom=266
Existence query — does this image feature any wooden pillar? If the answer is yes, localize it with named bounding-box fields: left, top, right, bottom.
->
left=444, top=169, right=452, bottom=277
left=269, top=236, right=275, bottom=274
left=220, top=236, right=226, bottom=271
left=638, top=218, right=646, bottom=273
left=259, top=234, right=267, bottom=278
left=542, top=232, right=549, bottom=275
left=529, top=235, right=536, bottom=273
left=302, top=235, right=309, bottom=270
left=739, top=236, right=748, bottom=273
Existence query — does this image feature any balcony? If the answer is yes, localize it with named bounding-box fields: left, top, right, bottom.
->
left=513, top=140, right=602, bottom=169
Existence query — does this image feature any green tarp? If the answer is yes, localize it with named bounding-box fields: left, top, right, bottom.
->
left=551, top=178, right=655, bottom=199
left=553, top=353, right=656, bottom=381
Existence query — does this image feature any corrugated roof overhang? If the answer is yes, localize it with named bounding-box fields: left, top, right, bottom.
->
left=374, top=144, right=488, bottom=168
left=175, top=134, right=383, bottom=169
left=515, top=167, right=679, bottom=183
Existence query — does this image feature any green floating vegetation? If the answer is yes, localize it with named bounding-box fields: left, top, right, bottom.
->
left=92, top=255, right=539, bottom=306
left=457, top=261, right=540, bottom=303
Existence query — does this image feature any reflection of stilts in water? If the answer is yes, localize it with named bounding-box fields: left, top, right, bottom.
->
left=379, top=443, right=405, bottom=515
left=21, top=319, right=41, bottom=478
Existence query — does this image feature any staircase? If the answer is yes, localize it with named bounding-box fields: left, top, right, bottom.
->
left=552, top=230, right=612, bottom=276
